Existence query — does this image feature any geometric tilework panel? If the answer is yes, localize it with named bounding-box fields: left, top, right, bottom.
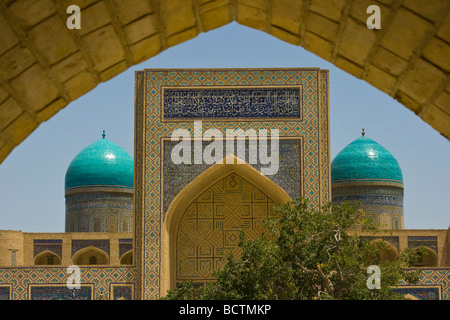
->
left=137, top=68, right=331, bottom=299
left=33, top=244, right=63, bottom=258
left=0, top=267, right=137, bottom=300
left=0, top=266, right=449, bottom=300
left=163, top=138, right=302, bottom=217
left=399, top=268, right=450, bottom=300
left=176, top=173, right=280, bottom=286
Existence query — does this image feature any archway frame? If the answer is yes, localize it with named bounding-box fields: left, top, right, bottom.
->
left=0, top=1, right=449, bottom=164
left=120, top=249, right=133, bottom=265
left=413, top=246, right=438, bottom=267
left=372, top=239, right=399, bottom=262
left=33, top=250, right=62, bottom=266
left=72, top=245, right=110, bottom=266
left=161, top=154, right=292, bottom=293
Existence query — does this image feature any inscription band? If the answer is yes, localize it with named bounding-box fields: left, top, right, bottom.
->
left=162, top=86, right=302, bottom=120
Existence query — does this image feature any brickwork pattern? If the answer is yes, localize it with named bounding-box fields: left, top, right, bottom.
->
left=176, top=173, right=280, bottom=285
left=0, top=0, right=449, bottom=164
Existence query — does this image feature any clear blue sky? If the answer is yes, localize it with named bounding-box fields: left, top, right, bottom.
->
left=0, top=22, right=448, bottom=232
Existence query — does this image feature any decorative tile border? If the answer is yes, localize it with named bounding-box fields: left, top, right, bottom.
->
left=0, top=266, right=137, bottom=300
left=162, top=85, right=302, bottom=121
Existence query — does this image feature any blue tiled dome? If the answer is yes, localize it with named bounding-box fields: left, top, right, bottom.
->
left=65, top=134, right=133, bottom=191
left=331, top=135, right=403, bottom=184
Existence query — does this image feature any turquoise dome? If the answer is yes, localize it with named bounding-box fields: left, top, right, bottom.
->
left=65, top=135, right=133, bottom=191
left=331, top=135, right=403, bottom=184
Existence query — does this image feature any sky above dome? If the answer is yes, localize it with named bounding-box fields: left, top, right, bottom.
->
left=0, top=22, right=448, bottom=232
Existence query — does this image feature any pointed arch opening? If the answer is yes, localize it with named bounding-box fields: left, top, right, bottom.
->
left=413, top=247, right=438, bottom=267
left=72, top=246, right=110, bottom=265
left=34, top=250, right=62, bottom=266
left=161, top=154, right=292, bottom=291
left=372, top=239, right=399, bottom=262
left=120, top=250, right=133, bottom=265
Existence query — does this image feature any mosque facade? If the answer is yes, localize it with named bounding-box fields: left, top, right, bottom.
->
left=0, top=68, right=448, bottom=300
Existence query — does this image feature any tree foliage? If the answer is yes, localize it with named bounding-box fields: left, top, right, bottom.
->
left=162, top=198, right=423, bottom=300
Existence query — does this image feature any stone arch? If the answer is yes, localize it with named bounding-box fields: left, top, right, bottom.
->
left=120, top=250, right=133, bottom=265
left=0, top=1, right=449, bottom=164
left=372, top=239, right=399, bottom=262
left=162, top=154, right=291, bottom=291
left=34, top=250, right=62, bottom=265
left=72, top=246, right=110, bottom=265
left=413, top=247, right=438, bottom=267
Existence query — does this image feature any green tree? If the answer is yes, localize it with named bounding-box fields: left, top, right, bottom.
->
left=162, top=198, right=423, bottom=300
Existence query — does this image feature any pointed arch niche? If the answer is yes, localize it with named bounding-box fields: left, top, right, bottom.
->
left=161, top=155, right=291, bottom=292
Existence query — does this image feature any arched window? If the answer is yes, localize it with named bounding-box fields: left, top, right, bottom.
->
left=72, top=246, right=109, bottom=265
left=93, top=219, right=101, bottom=232
left=107, top=215, right=118, bottom=232
left=413, top=247, right=438, bottom=267
left=120, top=250, right=133, bottom=265
left=373, top=239, right=399, bottom=262
left=34, top=251, right=62, bottom=265
left=164, top=154, right=291, bottom=289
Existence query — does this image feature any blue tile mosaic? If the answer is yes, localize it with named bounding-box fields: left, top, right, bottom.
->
left=393, top=287, right=440, bottom=300
left=163, top=86, right=302, bottom=120
left=408, top=236, right=438, bottom=252
left=29, top=285, right=92, bottom=300
left=71, top=240, right=110, bottom=256
left=0, top=286, right=10, bottom=300
left=112, top=285, right=133, bottom=300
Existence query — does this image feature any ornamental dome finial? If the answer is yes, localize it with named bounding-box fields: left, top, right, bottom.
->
left=102, top=130, right=106, bottom=139
left=362, top=128, right=365, bottom=136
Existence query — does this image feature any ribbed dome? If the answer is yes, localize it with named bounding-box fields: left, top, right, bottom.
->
left=331, top=135, right=403, bottom=184
left=65, top=134, right=133, bottom=191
